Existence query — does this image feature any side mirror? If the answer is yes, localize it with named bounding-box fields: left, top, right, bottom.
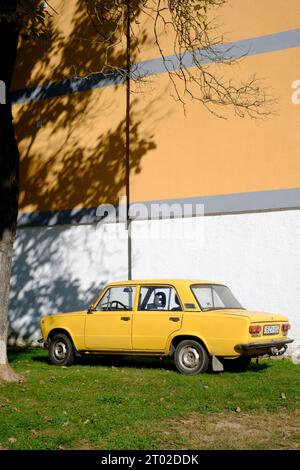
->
left=87, top=305, right=95, bottom=314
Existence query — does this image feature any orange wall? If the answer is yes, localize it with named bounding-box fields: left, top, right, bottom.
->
left=131, top=48, right=300, bottom=202
left=12, top=0, right=300, bottom=213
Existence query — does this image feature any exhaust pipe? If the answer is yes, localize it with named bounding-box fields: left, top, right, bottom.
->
left=270, top=345, right=287, bottom=356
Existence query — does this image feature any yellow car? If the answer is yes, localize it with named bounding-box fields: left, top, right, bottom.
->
left=40, top=280, right=293, bottom=374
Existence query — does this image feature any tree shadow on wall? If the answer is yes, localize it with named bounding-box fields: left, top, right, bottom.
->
left=9, top=0, right=159, bottom=343
left=8, top=224, right=120, bottom=344
left=12, top=0, right=156, bottom=213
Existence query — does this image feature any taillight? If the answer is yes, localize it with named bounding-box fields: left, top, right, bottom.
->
left=249, top=325, right=261, bottom=334
left=282, top=323, right=290, bottom=333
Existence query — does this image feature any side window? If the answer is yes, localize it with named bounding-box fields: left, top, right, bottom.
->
left=138, top=286, right=182, bottom=311
left=95, top=286, right=136, bottom=311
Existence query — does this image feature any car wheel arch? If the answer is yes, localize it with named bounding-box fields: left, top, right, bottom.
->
left=47, top=328, right=76, bottom=350
left=169, top=334, right=209, bottom=357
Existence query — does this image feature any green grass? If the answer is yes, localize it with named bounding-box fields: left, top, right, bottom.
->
left=1, top=348, right=300, bottom=449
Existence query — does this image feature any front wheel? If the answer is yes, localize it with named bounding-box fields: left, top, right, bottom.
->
left=174, top=340, right=209, bottom=375
left=49, top=333, right=74, bottom=366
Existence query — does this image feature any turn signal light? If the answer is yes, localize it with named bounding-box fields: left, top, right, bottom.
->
left=249, top=325, right=261, bottom=334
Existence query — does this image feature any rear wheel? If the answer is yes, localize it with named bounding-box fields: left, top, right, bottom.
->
left=49, top=333, right=74, bottom=366
left=221, top=356, right=251, bottom=372
left=174, top=340, right=209, bottom=375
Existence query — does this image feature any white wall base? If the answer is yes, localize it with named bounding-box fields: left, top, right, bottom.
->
left=9, top=209, right=300, bottom=349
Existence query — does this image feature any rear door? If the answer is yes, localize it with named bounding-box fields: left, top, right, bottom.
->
left=132, top=285, right=183, bottom=351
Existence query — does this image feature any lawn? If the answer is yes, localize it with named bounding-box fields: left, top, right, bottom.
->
left=1, top=348, right=300, bottom=450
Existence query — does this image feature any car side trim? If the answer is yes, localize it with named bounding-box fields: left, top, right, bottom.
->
left=77, top=349, right=165, bottom=355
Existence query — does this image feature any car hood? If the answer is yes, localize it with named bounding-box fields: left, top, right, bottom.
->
left=42, top=311, right=87, bottom=320
left=212, top=309, right=289, bottom=323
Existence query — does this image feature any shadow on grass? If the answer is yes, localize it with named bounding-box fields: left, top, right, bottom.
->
left=220, top=361, right=271, bottom=374
left=7, top=346, right=44, bottom=363
left=31, top=354, right=271, bottom=373
left=30, top=353, right=177, bottom=372
left=31, top=355, right=51, bottom=365
left=248, top=360, right=272, bottom=372
left=8, top=346, right=273, bottom=374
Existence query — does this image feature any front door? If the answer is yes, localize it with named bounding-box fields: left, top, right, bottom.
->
left=84, top=286, right=136, bottom=350
left=132, top=285, right=183, bottom=351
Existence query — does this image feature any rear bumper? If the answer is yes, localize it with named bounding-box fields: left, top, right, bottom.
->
left=235, top=338, right=294, bottom=356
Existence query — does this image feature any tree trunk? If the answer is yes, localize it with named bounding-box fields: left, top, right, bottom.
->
left=0, top=228, right=22, bottom=382
left=0, top=6, right=22, bottom=382
left=0, top=198, right=21, bottom=386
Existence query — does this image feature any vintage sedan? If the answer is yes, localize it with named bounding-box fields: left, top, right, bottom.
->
left=40, top=280, right=293, bottom=374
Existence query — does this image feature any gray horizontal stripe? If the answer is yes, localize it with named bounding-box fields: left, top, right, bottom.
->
left=17, top=187, right=300, bottom=227
left=137, top=28, right=300, bottom=77
left=11, top=28, right=300, bottom=104
left=11, top=72, right=123, bottom=104
left=151, top=188, right=300, bottom=216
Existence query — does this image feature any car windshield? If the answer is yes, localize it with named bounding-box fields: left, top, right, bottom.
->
left=191, top=284, right=244, bottom=311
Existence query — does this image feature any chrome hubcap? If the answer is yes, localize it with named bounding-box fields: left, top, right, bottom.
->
left=54, top=341, right=67, bottom=360
left=180, top=347, right=200, bottom=369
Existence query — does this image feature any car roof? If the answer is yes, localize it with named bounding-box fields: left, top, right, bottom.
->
left=107, top=279, right=225, bottom=286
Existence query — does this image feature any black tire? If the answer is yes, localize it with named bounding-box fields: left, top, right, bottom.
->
left=49, top=333, right=74, bottom=366
left=220, top=356, right=251, bottom=372
left=174, top=340, right=209, bottom=375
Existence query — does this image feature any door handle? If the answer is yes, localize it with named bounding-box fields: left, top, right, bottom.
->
left=169, top=317, right=180, bottom=322
left=121, top=316, right=131, bottom=321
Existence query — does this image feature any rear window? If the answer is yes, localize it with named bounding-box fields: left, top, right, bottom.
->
left=191, top=284, right=244, bottom=311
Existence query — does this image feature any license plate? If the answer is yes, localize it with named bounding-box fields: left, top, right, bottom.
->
left=263, top=324, right=280, bottom=335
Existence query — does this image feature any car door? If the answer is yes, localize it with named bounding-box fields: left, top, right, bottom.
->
left=84, top=286, right=136, bottom=350
left=132, top=285, right=183, bottom=351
